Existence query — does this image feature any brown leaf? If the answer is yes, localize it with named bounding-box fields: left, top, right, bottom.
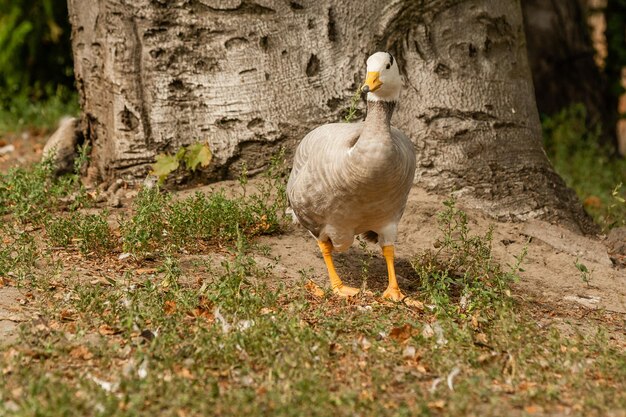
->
left=583, top=196, right=602, bottom=208
left=136, top=268, right=158, bottom=275
left=518, top=381, right=538, bottom=392
left=389, top=323, right=414, bottom=343
left=359, top=389, right=374, bottom=401
left=470, top=313, right=479, bottom=329
left=69, top=345, right=93, bottom=360
left=189, top=307, right=214, bottom=321
left=98, top=324, right=121, bottom=336
left=60, top=309, right=77, bottom=322
left=524, top=405, right=544, bottom=414
left=11, top=387, right=23, bottom=399
left=474, top=332, right=489, bottom=345
left=427, top=400, right=445, bottom=410
left=198, top=295, right=213, bottom=310
left=259, top=307, right=275, bottom=315
left=305, top=280, right=325, bottom=298
left=175, top=366, right=194, bottom=380
left=164, top=300, right=177, bottom=315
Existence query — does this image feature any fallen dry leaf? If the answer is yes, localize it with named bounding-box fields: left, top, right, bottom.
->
left=175, top=366, right=194, bottom=380
left=164, top=300, right=177, bottom=315
left=518, top=381, right=538, bottom=392
left=305, top=280, right=325, bottom=298
left=524, top=405, right=544, bottom=414
left=403, top=298, right=424, bottom=309
left=188, top=307, right=214, bottom=321
left=259, top=307, right=275, bottom=315
left=471, top=313, right=479, bottom=329
left=69, top=345, right=93, bottom=361
left=427, top=400, right=445, bottom=410
left=98, top=324, right=121, bottom=336
left=136, top=268, right=158, bottom=275
left=389, top=323, right=414, bottom=343
left=60, top=309, right=77, bottom=322
left=474, top=332, right=489, bottom=345
left=583, top=195, right=602, bottom=208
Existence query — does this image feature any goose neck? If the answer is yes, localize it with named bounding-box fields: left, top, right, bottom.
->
left=364, top=100, right=396, bottom=130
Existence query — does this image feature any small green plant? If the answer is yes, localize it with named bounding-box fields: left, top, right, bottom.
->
left=412, top=198, right=526, bottom=316
left=0, top=141, right=90, bottom=223
left=344, top=86, right=363, bottom=122
left=246, top=147, right=288, bottom=234
left=45, top=211, right=114, bottom=255
left=159, top=254, right=182, bottom=289
left=150, top=142, right=213, bottom=183
left=0, top=157, right=62, bottom=223
left=574, top=258, right=592, bottom=288
left=0, top=223, right=38, bottom=279
left=121, top=154, right=287, bottom=258
left=120, top=186, right=170, bottom=256
left=605, top=182, right=626, bottom=229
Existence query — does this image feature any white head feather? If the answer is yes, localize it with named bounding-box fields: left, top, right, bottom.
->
left=365, top=52, right=401, bottom=102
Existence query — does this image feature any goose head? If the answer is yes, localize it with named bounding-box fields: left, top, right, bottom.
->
left=361, top=52, right=401, bottom=102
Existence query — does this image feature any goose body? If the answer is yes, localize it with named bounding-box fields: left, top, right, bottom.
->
left=287, top=52, right=416, bottom=301
left=287, top=116, right=415, bottom=251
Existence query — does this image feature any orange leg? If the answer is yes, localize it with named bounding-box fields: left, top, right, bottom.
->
left=381, top=245, right=406, bottom=301
left=318, top=241, right=359, bottom=297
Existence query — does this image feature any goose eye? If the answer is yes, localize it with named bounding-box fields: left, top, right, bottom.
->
left=386, top=63, right=391, bottom=70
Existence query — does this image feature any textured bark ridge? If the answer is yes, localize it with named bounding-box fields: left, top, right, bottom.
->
left=68, top=0, right=594, bottom=233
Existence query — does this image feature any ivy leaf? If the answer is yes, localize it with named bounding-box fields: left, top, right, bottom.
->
left=184, top=143, right=212, bottom=172
left=151, top=153, right=179, bottom=183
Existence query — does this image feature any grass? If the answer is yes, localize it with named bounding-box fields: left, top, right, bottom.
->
left=542, top=104, right=626, bottom=230
left=0, top=105, right=624, bottom=415
left=412, top=198, right=527, bottom=317
left=1, top=192, right=624, bottom=416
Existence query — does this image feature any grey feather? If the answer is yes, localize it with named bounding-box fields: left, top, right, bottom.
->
left=287, top=98, right=416, bottom=252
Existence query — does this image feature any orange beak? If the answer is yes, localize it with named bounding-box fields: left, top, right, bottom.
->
left=362, top=71, right=382, bottom=93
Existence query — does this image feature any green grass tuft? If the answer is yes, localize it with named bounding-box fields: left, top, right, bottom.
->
left=412, top=197, right=527, bottom=317
left=45, top=211, right=115, bottom=256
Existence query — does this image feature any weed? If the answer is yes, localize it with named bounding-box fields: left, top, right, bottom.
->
left=574, top=258, right=592, bottom=287
left=412, top=198, right=525, bottom=317
left=606, top=182, right=626, bottom=229
left=0, top=142, right=90, bottom=223
left=119, top=186, right=170, bottom=257
left=159, top=254, right=182, bottom=289
left=0, top=223, right=38, bottom=280
left=344, top=86, right=363, bottom=122
left=121, top=151, right=287, bottom=258
left=46, top=211, right=114, bottom=255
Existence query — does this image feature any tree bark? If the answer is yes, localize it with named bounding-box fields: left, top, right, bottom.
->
left=68, top=0, right=594, bottom=233
left=521, top=0, right=616, bottom=149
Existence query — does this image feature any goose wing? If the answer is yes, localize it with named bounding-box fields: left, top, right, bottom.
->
left=287, top=122, right=363, bottom=234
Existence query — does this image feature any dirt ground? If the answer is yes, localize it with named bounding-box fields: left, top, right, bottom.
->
left=1, top=132, right=625, bottom=349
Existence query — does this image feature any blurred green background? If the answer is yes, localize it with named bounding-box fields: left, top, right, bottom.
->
left=0, top=0, right=77, bottom=132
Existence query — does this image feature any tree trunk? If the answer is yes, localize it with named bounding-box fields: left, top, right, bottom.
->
left=68, top=0, right=594, bottom=233
left=521, top=0, right=616, bottom=149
